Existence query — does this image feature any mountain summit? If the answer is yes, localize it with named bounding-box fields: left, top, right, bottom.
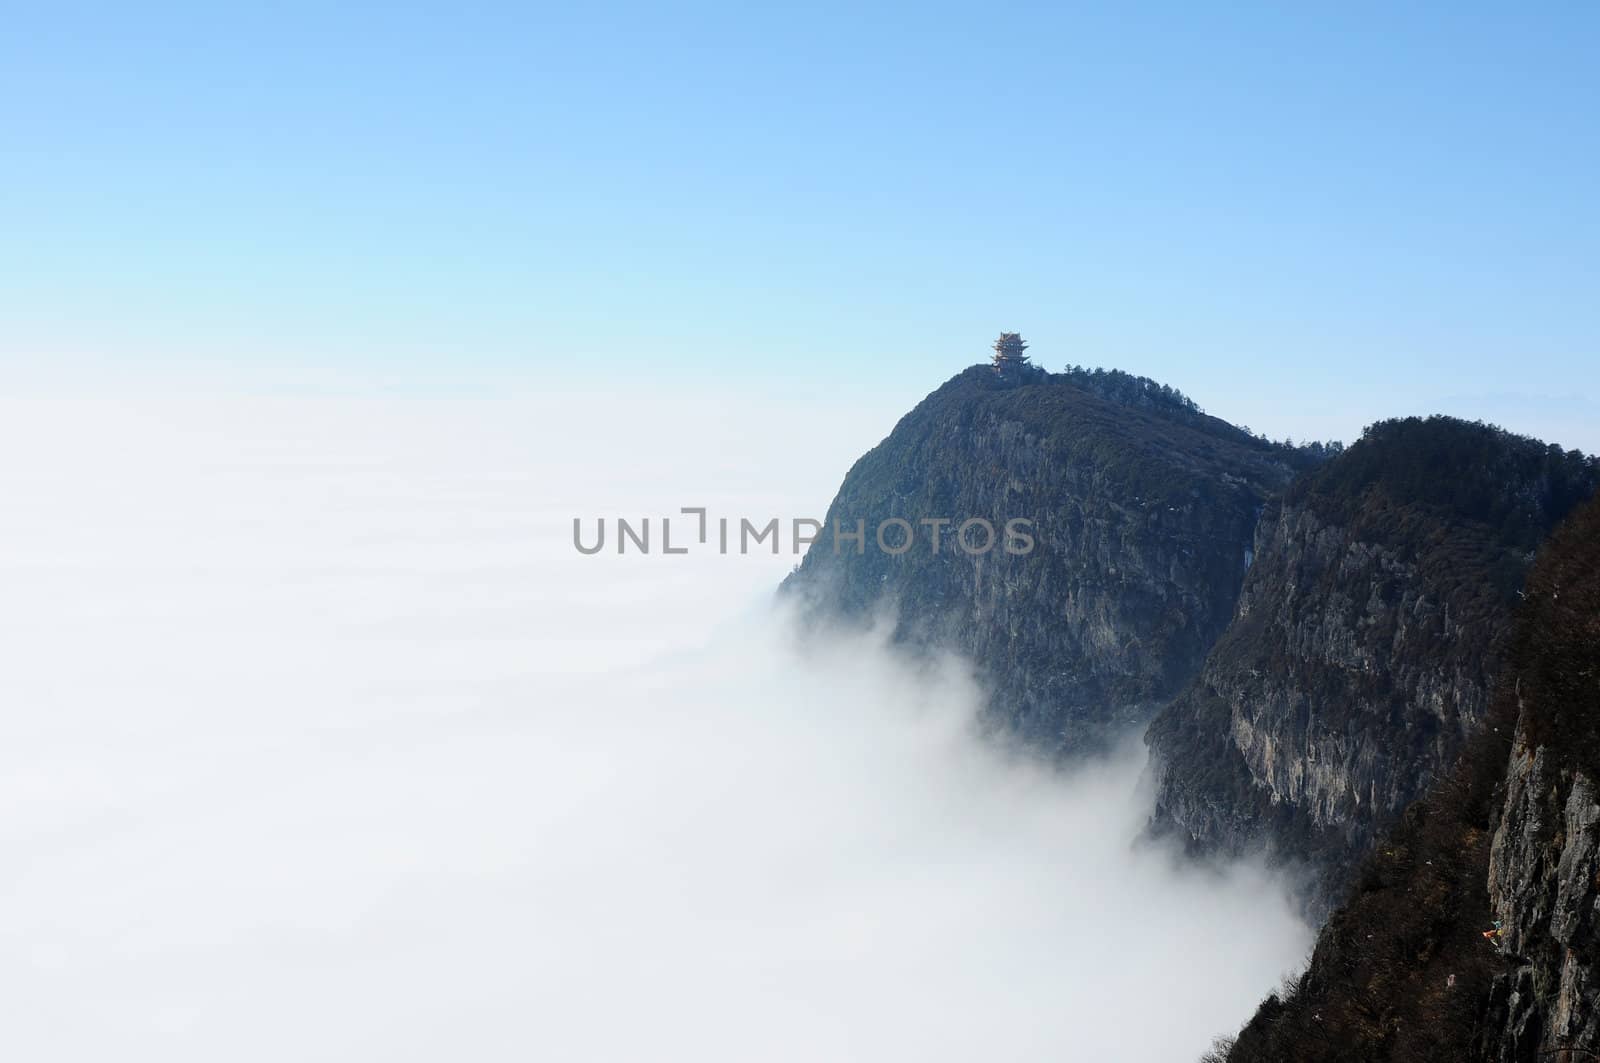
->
left=783, top=360, right=1308, bottom=753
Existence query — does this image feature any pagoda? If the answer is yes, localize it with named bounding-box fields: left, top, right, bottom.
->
left=991, top=332, right=1031, bottom=376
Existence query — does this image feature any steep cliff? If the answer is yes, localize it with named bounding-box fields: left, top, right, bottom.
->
left=1215, top=491, right=1600, bottom=1063
left=782, top=364, right=1301, bottom=753
left=1478, top=491, right=1600, bottom=1061
left=1146, top=417, right=1598, bottom=905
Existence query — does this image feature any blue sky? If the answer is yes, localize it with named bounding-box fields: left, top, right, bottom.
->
left=3, top=2, right=1596, bottom=448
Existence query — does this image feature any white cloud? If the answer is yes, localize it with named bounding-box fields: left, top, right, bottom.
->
left=0, top=395, right=1307, bottom=1061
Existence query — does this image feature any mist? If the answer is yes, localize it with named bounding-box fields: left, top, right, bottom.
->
left=0, top=393, right=1309, bottom=1061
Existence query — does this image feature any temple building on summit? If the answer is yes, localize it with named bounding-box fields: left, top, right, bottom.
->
left=991, top=332, right=1031, bottom=377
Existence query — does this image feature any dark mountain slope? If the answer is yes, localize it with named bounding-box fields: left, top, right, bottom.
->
left=782, top=364, right=1302, bottom=753
left=1146, top=417, right=1599, bottom=910
left=1218, top=490, right=1600, bottom=1063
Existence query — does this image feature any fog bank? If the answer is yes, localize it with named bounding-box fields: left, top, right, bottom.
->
left=0, top=397, right=1309, bottom=1061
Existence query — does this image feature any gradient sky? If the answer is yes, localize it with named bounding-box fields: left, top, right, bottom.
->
left=3, top=2, right=1596, bottom=448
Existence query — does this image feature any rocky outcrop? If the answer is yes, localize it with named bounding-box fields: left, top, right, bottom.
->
left=784, top=361, right=1600, bottom=1058
left=1481, top=741, right=1600, bottom=1060
left=1218, top=491, right=1600, bottom=1063
left=1476, top=490, right=1600, bottom=1062
left=782, top=365, right=1302, bottom=754
left=1146, top=417, right=1598, bottom=907
left=785, top=364, right=1600, bottom=1059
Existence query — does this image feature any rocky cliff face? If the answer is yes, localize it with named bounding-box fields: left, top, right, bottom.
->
left=1477, top=492, right=1600, bottom=1061
left=1146, top=417, right=1598, bottom=907
left=787, top=365, right=1600, bottom=1057
left=782, top=365, right=1301, bottom=754
left=1481, top=740, right=1600, bottom=1059
left=1218, top=491, right=1600, bottom=1063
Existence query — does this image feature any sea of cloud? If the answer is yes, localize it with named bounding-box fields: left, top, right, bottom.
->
left=0, top=392, right=1308, bottom=1061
